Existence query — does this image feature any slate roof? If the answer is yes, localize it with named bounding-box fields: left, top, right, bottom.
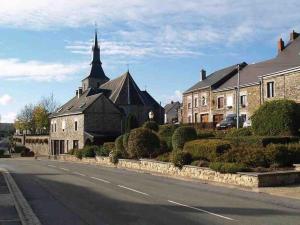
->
left=50, top=88, right=103, bottom=118
left=100, top=71, right=147, bottom=105
left=184, top=62, right=247, bottom=94
left=217, top=36, right=300, bottom=90
left=164, top=101, right=181, bottom=114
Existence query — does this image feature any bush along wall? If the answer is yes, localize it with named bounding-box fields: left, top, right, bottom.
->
left=172, top=126, right=197, bottom=150
left=251, top=99, right=300, bottom=136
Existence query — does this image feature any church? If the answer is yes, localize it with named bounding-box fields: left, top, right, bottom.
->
left=49, top=32, right=164, bottom=154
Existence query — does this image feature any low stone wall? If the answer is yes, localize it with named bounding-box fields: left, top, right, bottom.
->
left=14, top=135, right=50, bottom=156
left=295, top=164, right=300, bottom=171
left=52, top=155, right=300, bottom=188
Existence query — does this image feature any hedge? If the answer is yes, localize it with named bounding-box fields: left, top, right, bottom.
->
left=143, top=121, right=159, bottom=132
left=82, top=145, right=97, bottom=158
left=172, top=126, right=197, bottom=150
left=209, top=162, right=250, bottom=174
left=265, top=144, right=296, bottom=167
left=128, top=128, right=160, bottom=159
left=252, top=99, right=300, bottom=136
left=171, top=150, right=192, bottom=168
left=158, top=124, right=179, bottom=151
left=225, top=127, right=252, bottom=138
left=184, top=139, right=231, bottom=162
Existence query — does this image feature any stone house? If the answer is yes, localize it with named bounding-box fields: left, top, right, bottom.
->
left=164, top=101, right=181, bottom=124
left=49, top=32, right=164, bottom=154
left=182, top=30, right=300, bottom=124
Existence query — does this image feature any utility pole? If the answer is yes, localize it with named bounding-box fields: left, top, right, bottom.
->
left=236, top=64, right=240, bottom=129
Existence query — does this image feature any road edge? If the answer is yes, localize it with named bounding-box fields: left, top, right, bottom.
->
left=0, top=168, right=42, bottom=225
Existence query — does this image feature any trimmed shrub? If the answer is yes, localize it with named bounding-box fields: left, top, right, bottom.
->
left=102, top=142, right=115, bottom=153
left=265, top=144, right=295, bottom=167
left=196, top=130, right=215, bottom=139
left=75, top=149, right=83, bottom=159
left=191, top=160, right=210, bottom=167
left=14, top=145, right=27, bottom=153
left=159, top=124, right=179, bottom=137
left=183, top=139, right=231, bottom=162
left=115, top=135, right=125, bottom=152
left=128, top=128, right=160, bottom=159
left=252, top=99, right=300, bottom=136
left=209, top=162, right=249, bottom=174
left=156, top=152, right=170, bottom=162
left=143, top=121, right=159, bottom=132
left=95, top=146, right=110, bottom=157
left=288, top=144, right=300, bottom=163
left=20, top=147, right=34, bottom=157
left=171, top=150, right=192, bottom=168
left=82, top=145, right=97, bottom=158
left=218, top=147, right=269, bottom=168
left=172, top=126, right=197, bottom=150
left=68, top=149, right=76, bottom=155
left=125, top=114, right=139, bottom=133
left=123, top=133, right=130, bottom=150
left=225, top=127, right=252, bottom=138
left=110, top=150, right=123, bottom=164
left=0, top=150, right=4, bottom=157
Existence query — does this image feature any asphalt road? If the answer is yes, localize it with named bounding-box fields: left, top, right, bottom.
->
left=1, top=158, right=300, bottom=225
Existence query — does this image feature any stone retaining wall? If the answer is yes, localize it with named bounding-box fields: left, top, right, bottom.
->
left=52, top=155, right=300, bottom=188
left=14, top=135, right=50, bottom=156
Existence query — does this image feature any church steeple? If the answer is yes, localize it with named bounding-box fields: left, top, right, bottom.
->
left=82, top=30, right=109, bottom=91
left=92, top=31, right=101, bottom=64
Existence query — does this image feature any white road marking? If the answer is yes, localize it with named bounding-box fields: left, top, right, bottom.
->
left=167, top=200, right=235, bottom=221
left=60, top=167, right=69, bottom=171
left=90, top=176, right=110, bottom=183
left=117, top=185, right=149, bottom=196
left=73, top=172, right=86, bottom=177
left=47, top=165, right=56, bottom=168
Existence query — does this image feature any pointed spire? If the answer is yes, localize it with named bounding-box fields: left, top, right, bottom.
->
left=92, top=29, right=101, bottom=65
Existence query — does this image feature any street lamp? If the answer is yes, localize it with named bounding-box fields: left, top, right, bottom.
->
left=148, top=111, right=154, bottom=121
left=236, top=64, right=240, bottom=129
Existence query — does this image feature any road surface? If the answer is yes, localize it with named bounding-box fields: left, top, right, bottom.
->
left=1, top=158, right=300, bottom=225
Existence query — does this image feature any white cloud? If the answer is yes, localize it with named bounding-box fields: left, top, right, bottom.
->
left=0, top=112, right=17, bottom=123
left=0, top=58, right=86, bottom=81
left=0, top=94, right=13, bottom=105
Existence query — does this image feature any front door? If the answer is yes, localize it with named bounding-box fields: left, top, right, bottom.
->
left=59, top=140, right=65, bottom=154
left=201, top=114, right=209, bottom=123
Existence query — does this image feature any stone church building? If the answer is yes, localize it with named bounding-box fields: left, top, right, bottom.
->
left=49, top=32, right=164, bottom=154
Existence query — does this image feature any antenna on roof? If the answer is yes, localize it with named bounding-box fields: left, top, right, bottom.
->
left=126, top=63, right=130, bottom=72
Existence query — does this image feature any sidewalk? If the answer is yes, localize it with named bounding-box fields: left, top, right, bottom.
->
left=0, top=172, right=22, bottom=225
left=258, top=185, right=300, bottom=200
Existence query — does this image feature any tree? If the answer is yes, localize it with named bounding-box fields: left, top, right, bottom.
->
left=15, top=104, right=35, bottom=134
left=33, top=105, right=49, bottom=133
left=39, top=93, right=60, bottom=113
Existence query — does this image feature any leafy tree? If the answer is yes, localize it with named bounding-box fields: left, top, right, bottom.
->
left=33, top=105, right=49, bottom=133
left=15, top=104, right=35, bottom=134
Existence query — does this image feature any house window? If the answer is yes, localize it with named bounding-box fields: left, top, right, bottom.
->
left=188, top=103, right=192, bottom=109
left=194, top=113, right=198, bottom=123
left=74, top=121, right=78, bottom=131
left=226, top=95, right=233, bottom=108
left=267, top=82, right=274, bottom=98
left=240, top=95, right=247, bottom=107
left=62, top=120, right=66, bottom=132
left=201, top=96, right=207, bottom=106
left=73, top=140, right=79, bottom=149
left=54, top=123, right=57, bottom=132
left=194, top=98, right=198, bottom=107
left=51, top=124, right=53, bottom=133
left=217, top=97, right=224, bottom=109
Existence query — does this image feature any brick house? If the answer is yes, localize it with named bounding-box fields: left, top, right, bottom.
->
left=164, top=101, right=181, bottom=124
left=49, top=32, right=164, bottom=155
left=182, top=30, right=300, bottom=124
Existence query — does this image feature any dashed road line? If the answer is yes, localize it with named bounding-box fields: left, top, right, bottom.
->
left=60, top=167, right=70, bottom=171
left=167, top=200, right=235, bottom=221
left=47, top=165, right=56, bottom=168
left=90, top=176, right=110, bottom=183
left=117, top=185, right=149, bottom=196
left=73, top=172, right=86, bottom=177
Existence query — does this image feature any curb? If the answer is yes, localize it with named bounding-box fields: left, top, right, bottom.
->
left=0, top=168, right=42, bottom=225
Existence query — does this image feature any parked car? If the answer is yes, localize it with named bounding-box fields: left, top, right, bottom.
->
left=243, top=118, right=252, bottom=128
left=216, top=114, right=243, bottom=130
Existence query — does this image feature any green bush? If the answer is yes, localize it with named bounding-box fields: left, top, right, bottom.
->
left=14, top=145, right=27, bottom=153
left=191, top=160, right=210, bottom=167
left=102, top=142, right=115, bottom=153
left=110, top=150, right=123, bottom=164
left=288, top=144, right=300, bottom=163
left=265, top=144, right=295, bottom=167
left=128, top=128, right=160, bottom=159
left=82, top=145, right=97, bottom=158
left=123, top=133, right=130, bottom=150
left=68, top=149, right=76, bottom=155
left=218, top=147, right=269, bottom=168
left=196, top=130, right=215, bottom=139
left=125, top=114, right=139, bottom=133
left=156, top=152, right=170, bottom=162
left=184, top=139, right=231, bottom=162
left=0, top=150, right=4, bottom=157
left=143, top=121, right=159, bottom=132
left=95, top=146, right=110, bottom=157
left=252, top=99, right=300, bottom=136
left=209, top=162, right=249, bottom=174
left=75, top=149, right=83, bottom=159
left=20, top=147, right=34, bottom=157
left=171, top=150, right=192, bottom=168
left=172, top=126, right=197, bottom=150
left=225, top=128, right=252, bottom=138
left=159, top=124, right=179, bottom=137
left=115, top=135, right=125, bottom=152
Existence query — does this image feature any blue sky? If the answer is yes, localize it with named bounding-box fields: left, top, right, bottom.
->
left=0, top=0, right=300, bottom=122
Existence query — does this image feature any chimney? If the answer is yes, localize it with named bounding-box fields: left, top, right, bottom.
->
left=171, top=101, right=174, bottom=104
left=201, top=69, right=206, bottom=81
left=78, top=87, right=83, bottom=98
left=76, top=90, right=78, bottom=97
left=278, top=38, right=285, bottom=53
left=290, top=30, right=299, bottom=41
